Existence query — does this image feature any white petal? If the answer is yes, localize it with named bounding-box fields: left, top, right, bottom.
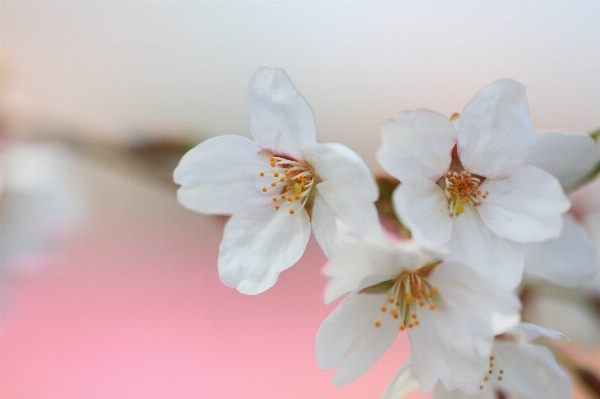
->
left=478, top=165, right=571, bottom=242
left=246, top=67, right=317, bottom=159
left=524, top=214, right=598, bottom=287
left=514, top=323, right=569, bottom=342
left=458, top=80, right=535, bottom=179
left=429, top=261, right=521, bottom=337
left=522, top=287, right=600, bottom=346
left=392, top=178, right=454, bottom=248
left=316, top=291, right=399, bottom=385
left=495, top=342, right=572, bottom=399
left=408, top=302, right=489, bottom=394
left=312, top=184, right=381, bottom=259
left=303, top=142, right=381, bottom=258
left=381, top=360, right=421, bottom=399
left=303, top=142, right=378, bottom=202
left=218, top=204, right=310, bottom=294
left=527, top=131, right=600, bottom=193
left=311, top=192, right=339, bottom=259
left=174, top=136, right=269, bottom=214
left=323, top=233, right=420, bottom=303
left=447, top=207, right=524, bottom=290
left=377, top=110, right=457, bottom=181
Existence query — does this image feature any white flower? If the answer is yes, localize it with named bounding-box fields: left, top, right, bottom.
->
left=316, top=231, right=520, bottom=394
left=377, top=80, right=571, bottom=289
left=173, top=67, right=379, bottom=295
left=384, top=323, right=572, bottom=399
left=524, top=131, right=600, bottom=287
left=519, top=133, right=600, bottom=344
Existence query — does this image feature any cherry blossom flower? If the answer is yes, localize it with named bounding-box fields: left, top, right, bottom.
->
left=377, top=80, right=571, bottom=289
left=524, top=131, right=600, bottom=287
left=517, top=133, right=600, bottom=344
left=316, top=231, right=520, bottom=394
left=383, top=324, right=572, bottom=399
left=173, top=67, right=379, bottom=294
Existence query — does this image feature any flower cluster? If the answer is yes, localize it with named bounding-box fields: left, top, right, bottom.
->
left=175, top=68, right=600, bottom=398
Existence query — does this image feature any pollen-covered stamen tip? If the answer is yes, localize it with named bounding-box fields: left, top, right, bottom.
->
left=444, top=170, right=488, bottom=216
left=479, top=355, right=503, bottom=390
left=373, top=270, right=438, bottom=329
left=260, top=155, right=316, bottom=213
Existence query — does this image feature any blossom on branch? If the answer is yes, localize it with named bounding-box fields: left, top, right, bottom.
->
left=383, top=323, right=572, bottom=399
left=316, top=231, right=520, bottom=394
left=377, top=80, right=571, bottom=289
left=173, top=68, right=379, bottom=294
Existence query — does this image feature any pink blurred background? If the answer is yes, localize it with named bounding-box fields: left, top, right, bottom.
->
left=0, top=158, right=420, bottom=398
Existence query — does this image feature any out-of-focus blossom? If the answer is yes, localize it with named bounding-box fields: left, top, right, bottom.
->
left=517, top=132, right=600, bottom=345
left=383, top=323, right=571, bottom=399
left=377, top=80, right=571, bottom=290
left=174, top=67, right=379, bottom=295
left=316, top=231, right=520, bottom=394
left=523, top=132, right=600, bottom=287
left=1, top=141, right=84, bottom=317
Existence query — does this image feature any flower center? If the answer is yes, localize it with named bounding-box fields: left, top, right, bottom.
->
left=443, top=170, right=487, bottom=216
left=370, top=261, right=441, bottom=330
left=260, top=156, right=315, bottom=215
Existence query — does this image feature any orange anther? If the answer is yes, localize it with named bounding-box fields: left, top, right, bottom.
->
left=429, top=303, right=436, bottom=310
left=275, top=204, right=280, bottom=210
left=399, top=324, right=406, bottom=331
left=414, top=320, right=420, bottom=326
left=430, top=286, right=438, bottom=294
left=374, top=321, right=381, bottom=328
left=411, top=314, right=417, bottom=319
left=260, top=172, right=265, bottom=177
left=280, top=178, right=285, bottom=182
left=269, top=157, right=275, bottom=162
left=419, top=301, right=425, bottom=307
left=272, top=198, right=277, bottom=202
left=389, top=298, right=394, bottom=304
left=271, top=182, right=277, bottom=187
left=380, top=306, right=387, bottom=312
left=289, top=209, right=295, bottom=214
left=408, top=323, right=414, bottom=329
left=262, top=187, right=267, bottom=192
left=274, top=172, right=279, bottom=177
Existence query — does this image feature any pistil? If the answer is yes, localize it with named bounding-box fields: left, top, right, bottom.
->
left=444, top=170, right=487, bottom=216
